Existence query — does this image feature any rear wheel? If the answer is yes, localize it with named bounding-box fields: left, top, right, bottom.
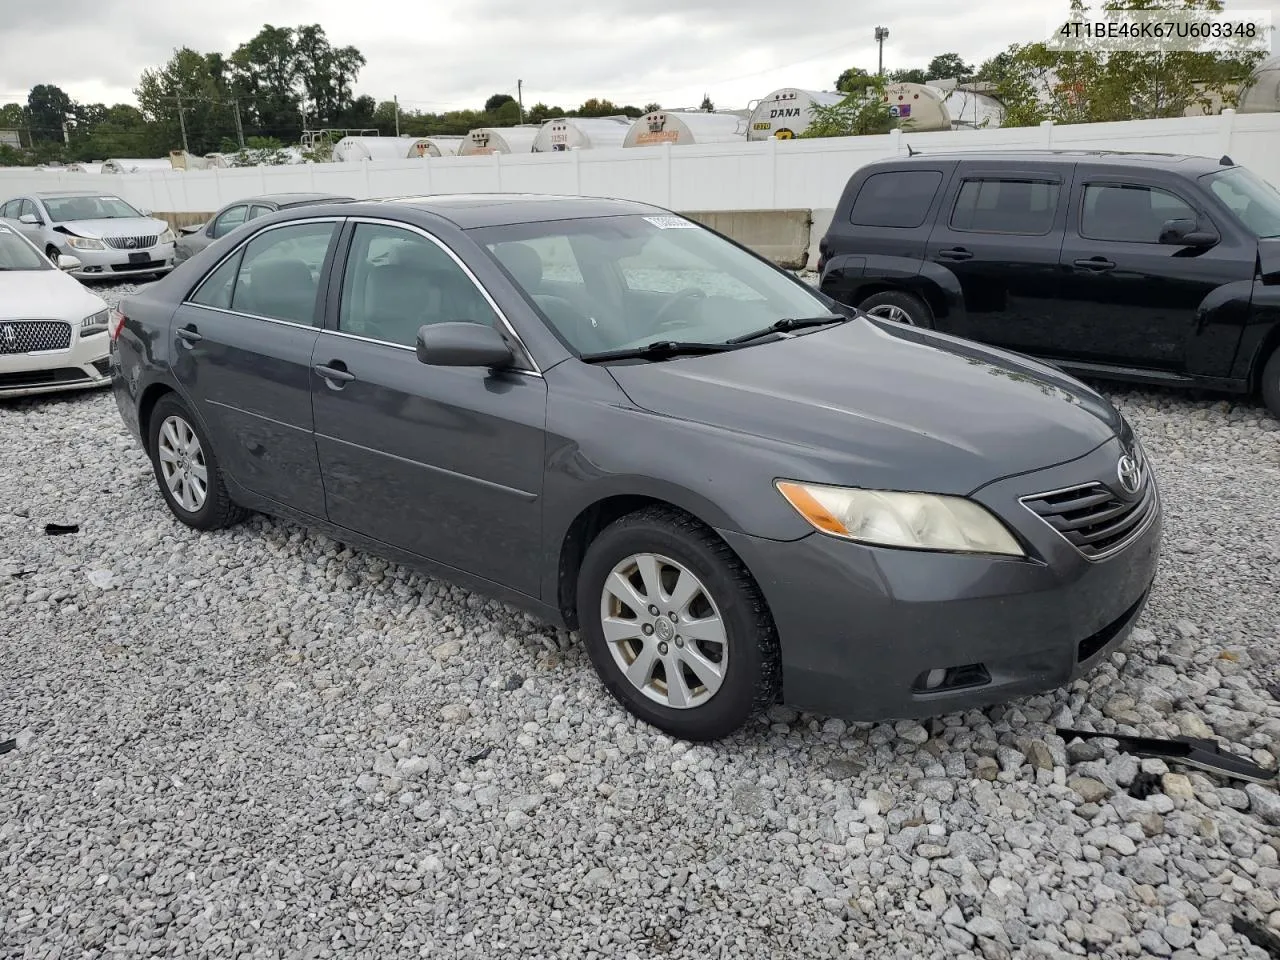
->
left=147, top=394, right=248, bottom=530
left=858, top=289, right=933, bottom=327
left=1261, top=347, right=1280, bottom=420
left=575, top=506, right=781, bottom=741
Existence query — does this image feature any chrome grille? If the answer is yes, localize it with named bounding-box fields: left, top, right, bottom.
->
left=0, top=320, right=72, bottom=355
left=1020, top=442, right=1157, bottom=560
left=103, top=235, right=158, bottom=250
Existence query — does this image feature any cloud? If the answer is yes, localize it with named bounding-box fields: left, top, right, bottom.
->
left=0, top=0, right=1092, bottom=114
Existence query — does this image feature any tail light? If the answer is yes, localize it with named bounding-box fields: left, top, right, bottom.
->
left=108, top=308, right=126, bottom=341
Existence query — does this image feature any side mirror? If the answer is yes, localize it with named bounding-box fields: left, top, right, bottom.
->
left=18, top=213, right=39, bottom=226
left=415, top=322, right=514, bottom=368
left=139, top=207, right=153, bottom=217
left=1160, top=218, right=1218, bottom=247
left=56, top=254, right=82, bottom=271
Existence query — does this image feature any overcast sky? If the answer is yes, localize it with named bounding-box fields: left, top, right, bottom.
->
left=1, top=0, right=1276, bottom=114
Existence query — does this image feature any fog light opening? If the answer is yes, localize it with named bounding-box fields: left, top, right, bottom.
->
left=913, top=663, right=991, bottom=693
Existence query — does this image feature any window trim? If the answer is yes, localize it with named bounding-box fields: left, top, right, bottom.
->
left=848, top=168, right=946, bottom=229
left=1077, top=179, right=1201, bottom=245
left=947, top=176, right=1063, bottom=237
left=183, top=215, right=346, bottom=329
left=327, top=215, right=542, bottom=377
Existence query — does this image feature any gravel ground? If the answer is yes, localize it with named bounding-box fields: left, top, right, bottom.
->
left=2, top=279, right=1280, bottom=959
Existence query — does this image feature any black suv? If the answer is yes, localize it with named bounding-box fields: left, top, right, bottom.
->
left=816, top=149, right=1280, bottom=416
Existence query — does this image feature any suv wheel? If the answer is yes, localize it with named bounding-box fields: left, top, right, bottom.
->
left=576, top=506, right=781, bottom=741
left=1262, top=347, right=1280, bottom=419
left=858, top=290, right=933, bottom=327
left=147, top=395, right=248, bottom=530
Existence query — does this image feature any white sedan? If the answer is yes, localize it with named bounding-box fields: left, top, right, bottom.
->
left=0, top=221, right=113, bottom=399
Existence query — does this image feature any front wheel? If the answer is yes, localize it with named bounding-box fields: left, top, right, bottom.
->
left=1262, top=347, right=1280, bottom=420
left=147, top=394, right=248, bottom=530
left=576, top=506, right=781, bottom=741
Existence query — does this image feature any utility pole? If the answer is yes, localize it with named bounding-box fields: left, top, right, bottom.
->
left=517, top=79, right=524, bottom=124
left=874, top=26, right=890, bottom=78
left=176, top=92, right=190, bottom=153
left=232, top=98, right=245, bottom=149
left=394, top=94, right=400, bottom=137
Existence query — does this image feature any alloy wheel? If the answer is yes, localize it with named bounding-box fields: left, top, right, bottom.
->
left=156, top=414, right=208, bottom=512
left=866, top=304, right=916, bottom=325
left=598, top=552, right=728, bottom=709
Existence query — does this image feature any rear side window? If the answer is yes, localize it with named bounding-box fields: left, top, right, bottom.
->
left=950, top=178, right=1061, bottom=235
left=230, top=222, right=336, bottom=325
left=849, top=170, right=943, bottom=228
left=1081, top=184, right=1198, bottom=243
left=188, top=248, right=245, bottom=309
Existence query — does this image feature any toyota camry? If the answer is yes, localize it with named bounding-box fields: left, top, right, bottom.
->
left=108, top=194, right=1162, bottom=741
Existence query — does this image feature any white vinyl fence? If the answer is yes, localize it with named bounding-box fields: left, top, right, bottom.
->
left=2, top=111, right=1278, bottom=220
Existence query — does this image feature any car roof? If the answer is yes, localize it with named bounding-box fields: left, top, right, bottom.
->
left=33, top=190, right=123, bottom=198
left=232, top=192, right=355, bottom=207
left=357, top=193, right=666, bottom=228
left=871, top=149, right=1234, bottom=176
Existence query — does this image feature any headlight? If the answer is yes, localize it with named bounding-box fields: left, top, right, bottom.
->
left=81, top=308, right=110, bottom=334
left=775, top=480, right=1025, bottom=557
left=66, top=236, right=106, bottom=251
left=160, top=228, right=175, bottom=244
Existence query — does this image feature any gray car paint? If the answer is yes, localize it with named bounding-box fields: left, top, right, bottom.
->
left=111, top=195, right=1161, bottom=722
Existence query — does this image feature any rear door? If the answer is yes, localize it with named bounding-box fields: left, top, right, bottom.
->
left=923, top=162, right=1072, bottom=353
left=1053, top=168, right=1252, bottom=373
left=171, top=216, right=342, bottom=516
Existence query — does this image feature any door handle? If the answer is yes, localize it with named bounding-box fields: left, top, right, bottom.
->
left=937, top=248, right=973, bottom=261
left=313, top=362, right=355, bottom=385
left=1073, top=257, right=1116, bottom=271
left=176, top=326, right=202, bottom=344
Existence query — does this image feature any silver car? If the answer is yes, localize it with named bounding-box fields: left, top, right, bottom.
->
left=0, top=190, right=176, bottom=282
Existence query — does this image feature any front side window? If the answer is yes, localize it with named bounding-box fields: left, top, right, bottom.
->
left=950, top=178, right=1060, bottom=235
left=339, top=223, right=498, bottom=347
left=1202, top=166, right=1280, bottom=238
left=42, top=195, right=142, bottom=222
left=19, top=199, right=38, bottom=220
left=472, top=214, right=834, bottom=355
left=1081, top=184, right=1197, bottom=243
left=211, top=205, right=248, bottom=238
left=850, top=170, right=944, bottom=228
left=0, top=224, right=51, bottom=270
left=228, top=221, right=335, bottom=325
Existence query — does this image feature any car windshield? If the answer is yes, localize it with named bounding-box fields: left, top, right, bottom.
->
left=0, top=225, right=50, bottom=271
left=1202, top=167, right=1280, bottom=238
left=470, top=214, right=835, bottom=354
left=42, top=194, right=143, bottom=222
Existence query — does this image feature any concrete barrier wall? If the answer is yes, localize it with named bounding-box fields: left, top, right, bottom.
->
left=8, top=111, right=1279, bottom=273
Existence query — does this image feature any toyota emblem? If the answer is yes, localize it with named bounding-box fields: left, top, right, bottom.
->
left=1116, top=454, right=1142, bottom=495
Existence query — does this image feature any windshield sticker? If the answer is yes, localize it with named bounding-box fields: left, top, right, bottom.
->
left=643, top=215, right=697, bottom=229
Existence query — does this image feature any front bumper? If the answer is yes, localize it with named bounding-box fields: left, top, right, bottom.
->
left=0, top=328, right=112, bottom=399
left=55, top=241, right=176, bottom=279
left=722, top=436, right=1162, bottom=722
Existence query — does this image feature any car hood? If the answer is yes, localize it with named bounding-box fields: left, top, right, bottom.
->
left=605, top=317, right=1125, bottom=496
left=1258, top=237, right=1280, bottom=282
left=0, top=269, right=106, bottom=320
left=56, top=217, right=170, bottom=239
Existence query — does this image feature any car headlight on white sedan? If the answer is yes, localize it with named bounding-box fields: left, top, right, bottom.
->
left=159, top=227, right=175, bottom=244
left=65, top=236, right=106, bottom=251
left=81, top=309, right=110, bottom=335
left=776, top=480, right=1025, bottom=557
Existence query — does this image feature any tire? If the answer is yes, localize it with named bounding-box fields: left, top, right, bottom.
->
left=147, top=394, right=248, bottom=531
left=857, top=289, right=933, bottom=327
left=575, top=505, right=781, bottom=741
left=1261, top=347, right=1280, bottom=420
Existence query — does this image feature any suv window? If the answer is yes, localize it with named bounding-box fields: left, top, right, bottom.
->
left=1081, top=183, right=1198, bottom=243
left=950, top=178, right=1060, bottom=235
left=211, top=205, right=248, bottom=238
left=339, top=222, right=498, bottom=347
left=228, top=222, right=335, bottom=325
left=850, top=170, right=944, bottom=228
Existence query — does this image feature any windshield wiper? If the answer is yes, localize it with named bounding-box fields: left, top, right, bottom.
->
left=724, top=313, right=849, bottom=344
left=578, top=339, right=741, bottom=363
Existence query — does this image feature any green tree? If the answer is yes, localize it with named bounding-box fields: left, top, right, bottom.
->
left=803, top=76, right=901, bottom=137
left=888, top=68, right=927, bottom=84
left=700, top=93, right=714, bottom=111
left=229, top=25, right=303, bottom=141
left=835, top=67, right=877, bottom=94
left=484, top=93, right=515, bottom=112
left=926, top=53, right=975, bottom=80
left=136, top=47, right=235, bottom=154
left=526, top=102, right=566, bottom=123
left=643, top=102, right=661, bottom=113
left=295, top=24, right=366, bottom=124
left=25, top=84, right=74, bottom=143
left=573, top=97, right=625, bottom=117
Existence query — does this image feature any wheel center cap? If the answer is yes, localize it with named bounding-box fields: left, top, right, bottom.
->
left=655, top=618, right=675, bottom=642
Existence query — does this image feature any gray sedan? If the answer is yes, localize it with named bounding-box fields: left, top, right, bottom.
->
left=107, top=194, right=1162, bottom=741
left=174, top=192, right=354, bottom=263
